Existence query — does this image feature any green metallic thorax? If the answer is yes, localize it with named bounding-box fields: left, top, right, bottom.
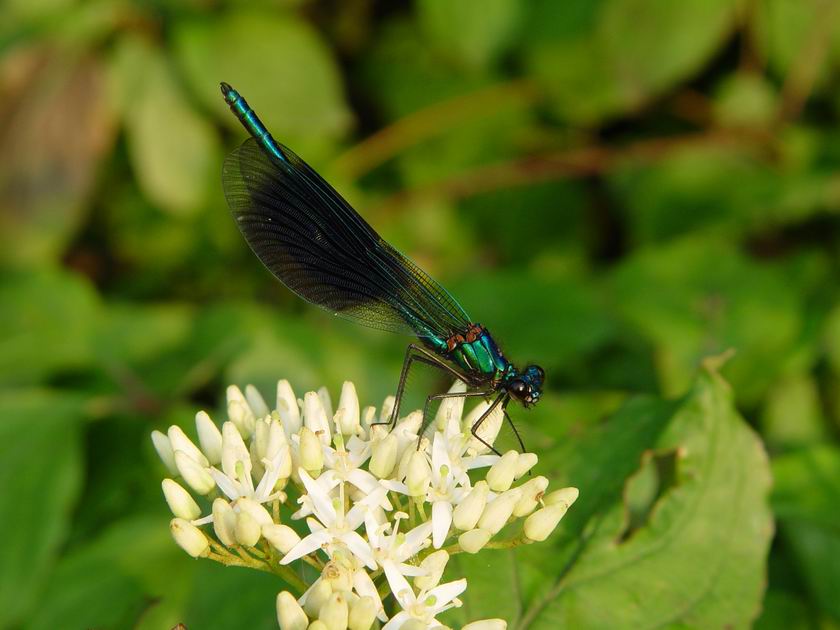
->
left=448, top=330, right=511, bottom=380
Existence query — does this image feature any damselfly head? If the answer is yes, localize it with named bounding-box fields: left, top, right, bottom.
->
left=506, top=364, right=544, bottom=407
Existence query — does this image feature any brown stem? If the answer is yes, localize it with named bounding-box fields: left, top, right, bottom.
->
left=332, top=80, right=539, bottom=180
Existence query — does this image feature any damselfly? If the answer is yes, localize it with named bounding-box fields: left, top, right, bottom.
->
left=220, top=82, right=544, bottom=454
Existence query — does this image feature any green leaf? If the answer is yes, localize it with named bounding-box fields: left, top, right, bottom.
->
left=0, top=269, right=99, bottom=385
left=358, top=17, right=495, bottom=118
left=0, top=390, right=85, bottom=628
left=447, top=367, right=773, bottom=628
left=417, top=0, right=522, bottom=70
left=114, top=36, right=220, bottom=215
left=183, top=563, right=283, bottom=630
left=174, top=11, right=350, bottom=154
left=95, top=303, right=193, bottom=365
left=772, top=445, right=840, bottom=621
left=525, top=0, right=740, bottom=123
left=610, top=237, right=802, bottom=404
left=25, top=515, right=190, bottom=630
left=752, top=0, right=840, bottom=83
left=760, top=374, right=827, bottom=449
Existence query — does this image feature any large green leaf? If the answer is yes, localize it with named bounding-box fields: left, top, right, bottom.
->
left=25, top=515, right=182, bottom=630
left=182, top=563, right=284, bottom=630
left=174, top=11, right=350, bottom=155
left=113, top=37, right=220, bottom=216
left=417, top=0, right=522, bottom=70
left=0, top=269, right=99, bottom=385
left=610, top=236, right=802, bottom=404
left=525, top=0, right=740, bottom=124
left=446, top=366, right=773, bottom=628
left=772, top=445, right=840, bottom=621
left=0, top=390, right=85, bottom=628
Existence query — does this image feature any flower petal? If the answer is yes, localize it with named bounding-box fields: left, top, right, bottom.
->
left=432, top=500, right=453, bottom=549
left=280, top=530, right=331, bottom=565
left=382, top=611, right=409, bottom=630
left=399, top=520, right=434, bottom=560
left=426, top=578, right=467, bottom=612
left=298, top=468, right=336, bottom=525
left=208, top=468, right=241, bottom=501
left=353, top=568, right=387, bottom=622
left=340, top=530, right=377, bottom=569
left=382, top=559, right=416, bottom=610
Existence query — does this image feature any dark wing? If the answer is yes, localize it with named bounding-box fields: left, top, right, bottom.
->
left=222, top=138, right=471, bottom=339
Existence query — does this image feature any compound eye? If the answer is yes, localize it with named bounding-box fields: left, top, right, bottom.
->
left=509, top=379, right=528, bottom=399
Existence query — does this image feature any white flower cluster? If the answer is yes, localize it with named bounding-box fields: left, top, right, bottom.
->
left=152, top=379, right=578, bottom=629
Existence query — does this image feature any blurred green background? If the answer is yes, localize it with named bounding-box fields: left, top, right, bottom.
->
left=2, top=0, right=840, bottom=628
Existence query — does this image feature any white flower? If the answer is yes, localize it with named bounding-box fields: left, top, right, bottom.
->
left=281, top=470, right=380, bottom=569
left=152, top=377, right=577, bottom=630
left=208, top=420, right=288, bottom=505
left=366, top=511, right=433, bottom=595
left=381, top=570, right=466, bottom=630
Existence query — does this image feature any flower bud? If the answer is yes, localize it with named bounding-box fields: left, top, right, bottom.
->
left=245, top=384, right=270, bottom=418
left=195, top=411, right=223, bottom=465
left=359, top=406, right=376, bottom=437
left=318, top=591, right=348, bottom=630
left=348, top=596, right=377, bottom=630
left=369, top=433, right=398, bottom=479
left=318, top=386, right=334, bottom=420
left=434, top=380, right=467, bottom=430
left=174, top=450, right=215, bottom=495
left=277, top=380, right=302, bottom=434
left=303, top=580, right=333, bottom=617
left=263, top=523, right=301, bottom=554
left=151, top=430, right=177, bottom=474
left=227, top=385, right=256, bottom=437
left=463, top=620, right=507, bottom=630
left=414, top=549, right=449, bottom=590
left=406, top=451, right=431, bottom=497
left=304, top=391, right=331, bottom=444
left=254, top=417, right=270, bottom=460
left=161, top=479, right=200, bottom=520
left=523, top=491, right=577, bottom=542
left=335, top=381, right=361, bottom=435
left=170, top=518, right=209, bottom=557
left=513, top=476, right=549, bottom=518
left=167, top=425, right=209, bottom=467
left=212, top=498, right=237, bottom=546
left=396, top=411, right=423, bottom=442
left=379, top=396, right=395, bottom=424
left=277, top=591, right=309, bottom=630
left=453, top=481, right=489, bottom=531
left=458, top=528, right=492, bottom=554
left=543, top=486, right=579, bottom=508
left=221, top=421, right=252, bottom=480
left=309, top=622, right=328, bottom=630
left=478, top=488, right=521, bottom=535
left=299, top=426, right=324, bottom=474
left=234, top=510, right=261, bottom=547
left=464, top=402, right=503, bottom=454
left=486, top=451, right=518, bottom=492
left=235, top=496, right=273, bottom=527
left=322, top=558, right=354, bottom=593
left=264, top=415, right=288, bottom=455
left=513, top=452, right=538, bottom=479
